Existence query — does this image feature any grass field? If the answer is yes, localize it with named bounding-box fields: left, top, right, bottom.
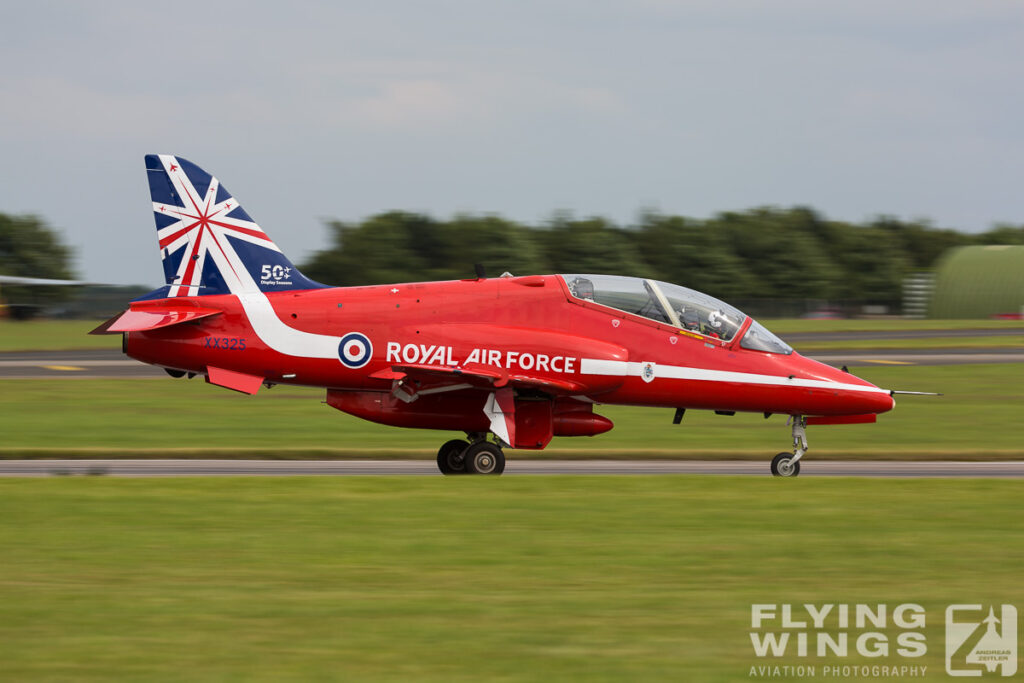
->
left=1, top=476, right=1021, bottom=681
left=2, top=363, right=1022, bottom=459
left=0, top=319, right=119, bottom=351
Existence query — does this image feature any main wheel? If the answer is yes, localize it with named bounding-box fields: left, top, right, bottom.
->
left=463, top=441, right=506, bottom=475
left=437, top=439, right=469, bottom=475
left=770, top=452, right=801, bottom=478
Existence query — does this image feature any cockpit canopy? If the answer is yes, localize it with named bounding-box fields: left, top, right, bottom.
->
left=561, top=274, right=792, bottom=354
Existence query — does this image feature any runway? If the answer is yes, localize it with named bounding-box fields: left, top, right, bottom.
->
left=808, top=349, right=1024, bottom=366
left=782, top=327, right=1024, bottom=342
left=1, top=344, right=1022, bottom=379
left=2, top=459, right=1023, bottom=477
left=0, top=350, right=165, bottom=378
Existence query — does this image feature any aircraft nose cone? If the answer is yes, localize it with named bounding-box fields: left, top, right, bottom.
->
left=788, top=354, right=894, bottom=415
left=862, top=387, right=895, bottom=414
left=827, top=364, right=894, bottom=415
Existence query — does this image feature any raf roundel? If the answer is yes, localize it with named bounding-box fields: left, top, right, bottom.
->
left=338, top=332, right=373, bottom=368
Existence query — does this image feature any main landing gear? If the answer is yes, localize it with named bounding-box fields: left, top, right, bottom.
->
left=436, top=434, right=506, bottom=475
left=770, top=416, right=807, bottom=478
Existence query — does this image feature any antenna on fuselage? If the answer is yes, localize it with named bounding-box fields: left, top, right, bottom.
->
left=473, top=263, right=487, bottom=279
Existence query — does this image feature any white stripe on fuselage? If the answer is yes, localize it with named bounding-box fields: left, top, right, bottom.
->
left=207, top=220, right=343, bottom=359
left=237, top=292, right=341, bottom=359
left=579, top=359, right=889, bottom=394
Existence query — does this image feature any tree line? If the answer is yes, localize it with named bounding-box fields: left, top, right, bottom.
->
left=3, top=209, right=1023, bottom=316
left=301, top=207, right=1024, bottom=311
left=0, top=213, right=76, bottom=311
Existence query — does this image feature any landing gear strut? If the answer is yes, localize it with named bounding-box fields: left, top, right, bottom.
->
left=436, top=435, right=505, bottom=475
left=771, top=416, right=807, bottom=478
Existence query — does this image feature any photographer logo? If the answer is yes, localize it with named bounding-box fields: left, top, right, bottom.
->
left=946, top=605, right=1017, bottom=677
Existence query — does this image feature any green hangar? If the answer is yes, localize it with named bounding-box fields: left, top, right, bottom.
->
left=929, top=245, right=1024, bottom=318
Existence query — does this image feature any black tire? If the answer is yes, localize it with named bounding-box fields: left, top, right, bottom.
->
left=437, top=439, right=469, bottom=475
left=463, top=441, right=505, bottom=475
left=770, top=452, right=801, bottom=478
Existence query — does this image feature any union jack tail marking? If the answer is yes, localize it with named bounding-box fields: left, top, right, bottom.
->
left=144, top=154, right=324, bottom=297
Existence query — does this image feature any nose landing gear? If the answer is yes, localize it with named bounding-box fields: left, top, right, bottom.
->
left=770, top=416, right=807, bottom=477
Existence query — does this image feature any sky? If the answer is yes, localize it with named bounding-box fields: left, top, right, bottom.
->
left=1, top=0, right=1022, bottom=286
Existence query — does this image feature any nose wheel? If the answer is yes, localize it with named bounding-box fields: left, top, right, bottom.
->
left=771, top=452, right=801, bottom=477
left=771, top=416, right=807, bottom=477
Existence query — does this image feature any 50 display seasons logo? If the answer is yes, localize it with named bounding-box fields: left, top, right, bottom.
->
left=749, top=603, right=1018, bottom=678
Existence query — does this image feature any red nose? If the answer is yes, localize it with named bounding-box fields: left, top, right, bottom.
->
left=788, top=353, right=894, bottom=416
left=857, top=386, right=896, bottom=415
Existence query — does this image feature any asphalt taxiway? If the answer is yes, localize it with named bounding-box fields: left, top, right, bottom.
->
left=2, top=459, right=1023, bottom=477
left=782, top=327, right=1024, bottom=342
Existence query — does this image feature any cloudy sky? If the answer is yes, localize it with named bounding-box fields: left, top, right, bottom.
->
left=1, top=1, right=1022, bottom=285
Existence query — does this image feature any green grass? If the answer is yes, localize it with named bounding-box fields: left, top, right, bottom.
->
left=0, top=319, right=119, bottom=351
left=0, top=477, right=1021, bottom=681
left=2, top=364, right=1022, bottom=458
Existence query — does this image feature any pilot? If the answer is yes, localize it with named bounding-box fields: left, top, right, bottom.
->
left=705, top=310, right=729, bottom=339
left=681, top=310, right=701, bottom=331
left=570, top=277, right=595, bottom=301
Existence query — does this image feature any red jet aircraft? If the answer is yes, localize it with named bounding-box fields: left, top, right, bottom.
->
left=94, top=155, right=900, bottom=476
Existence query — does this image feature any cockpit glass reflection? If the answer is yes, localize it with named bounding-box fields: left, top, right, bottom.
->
left=562, top=274, right=746, bottom=342
left=561, top=274, right=793, bottom=354
left=739, top=319, right=793, bottom=354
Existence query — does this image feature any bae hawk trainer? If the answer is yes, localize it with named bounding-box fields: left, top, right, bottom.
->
left=93, top=155, right=901, bottom=476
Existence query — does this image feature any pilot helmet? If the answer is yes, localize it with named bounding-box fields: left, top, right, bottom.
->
left=571, top=277, right=595, bottom=300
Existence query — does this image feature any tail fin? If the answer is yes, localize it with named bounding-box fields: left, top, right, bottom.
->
left=143, top=154, right=324, bottom=297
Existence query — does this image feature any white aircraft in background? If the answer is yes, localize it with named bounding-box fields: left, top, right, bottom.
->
left=0, top=275, right=93, bottom=319
left=0, top=275, right=88, bottom=286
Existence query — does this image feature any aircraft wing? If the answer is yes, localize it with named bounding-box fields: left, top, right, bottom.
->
left=378, top=324, right=629, bottom=400
left=0, top=275, right=91, bottom=286
left=379, top=362, right=587, bottom=399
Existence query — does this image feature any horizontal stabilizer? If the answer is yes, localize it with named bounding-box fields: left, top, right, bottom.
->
left=90, top=307, right=222, bottom=334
